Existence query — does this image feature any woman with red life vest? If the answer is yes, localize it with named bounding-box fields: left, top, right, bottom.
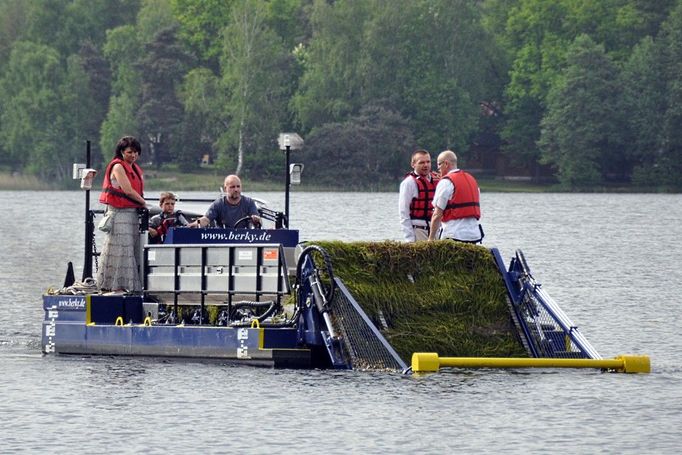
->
left=428, top=149, right=484, bottom=243
left=398, top=149, right=440, bottom=242
left=97, top=136, right=147, bottom=292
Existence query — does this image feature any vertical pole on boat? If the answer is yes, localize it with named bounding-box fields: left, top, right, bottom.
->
left=278, top=132, right=303, bottom=228
left=285, top=144, right=291, bottom=223
left=83, top=140, right=93, bottom=280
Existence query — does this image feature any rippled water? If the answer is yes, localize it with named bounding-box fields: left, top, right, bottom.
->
left=1, top=190, right=681, bottom=454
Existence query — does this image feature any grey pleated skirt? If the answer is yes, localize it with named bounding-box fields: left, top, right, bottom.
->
left=96, top=207, right=142, bottom=292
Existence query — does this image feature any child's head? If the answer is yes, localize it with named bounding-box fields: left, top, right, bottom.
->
left=159, top=192, right=177, bottom=215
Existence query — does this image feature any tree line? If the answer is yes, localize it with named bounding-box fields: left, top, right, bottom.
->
left=0, top=0, right=681, bottom=190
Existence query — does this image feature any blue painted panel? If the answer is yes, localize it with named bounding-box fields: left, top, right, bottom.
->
left=50, top=322, right=276, bottom=360
left=43, top=295, right=86, bottom=312
left=86, top=324, right=134, bottom=354
left=46, top=321, right=93, bottom=354
left=89, top=295, right=144, bottom=324
left=128, top=325, right=242, bottom=357
left=165, top=228, right=299, bottom=247
left=42, top=303, right=86, bottom=322
left=262, top=328, right=298, bottom=348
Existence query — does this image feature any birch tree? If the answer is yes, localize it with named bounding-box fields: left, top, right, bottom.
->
left=221, top=0, right=290, bottom=176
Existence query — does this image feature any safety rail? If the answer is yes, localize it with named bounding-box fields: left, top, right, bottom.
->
left=491, top=248, right=601, bottom=360
left=144, top=243, right=291, bottom=324
left=142, top=196, right=288, bottom=228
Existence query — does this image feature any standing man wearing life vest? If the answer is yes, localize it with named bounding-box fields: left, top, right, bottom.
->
left=398, top=149, right=440, bottom=242
left=428, top=149, right=483, bottom=243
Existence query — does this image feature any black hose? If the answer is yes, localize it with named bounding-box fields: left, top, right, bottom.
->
left=295, top=244, right=336, bottom=303
left=256, top=301, right=280, bottom=322
left=231, top=301, right=275, bottom=310
left=228, top=301, right=297, bottom=328
left=225, top=300, right=279, bottom=324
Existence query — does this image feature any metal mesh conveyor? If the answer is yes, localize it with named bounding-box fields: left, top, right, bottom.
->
left=493, top=248, right=601, bottom=360
left=296, top=244, right=407, bottom=371
left=329, top=278, right=407, bottom=372
left=516, top=284, right=594, bottom=358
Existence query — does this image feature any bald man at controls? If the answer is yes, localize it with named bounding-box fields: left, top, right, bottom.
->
left=192, top=175, right=261, bottom=228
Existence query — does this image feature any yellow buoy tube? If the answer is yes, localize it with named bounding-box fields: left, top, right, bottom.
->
left=411, top=353, right=650, bottom=374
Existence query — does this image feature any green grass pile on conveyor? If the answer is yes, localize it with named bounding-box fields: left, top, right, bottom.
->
left=309, top=240, right=528, bottom=361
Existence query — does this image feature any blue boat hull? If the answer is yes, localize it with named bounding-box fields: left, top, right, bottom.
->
left=42, top=295, right=312, bottom=368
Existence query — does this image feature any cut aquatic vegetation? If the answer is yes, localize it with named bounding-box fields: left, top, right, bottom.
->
left=307, top=240, right=528, bottom=361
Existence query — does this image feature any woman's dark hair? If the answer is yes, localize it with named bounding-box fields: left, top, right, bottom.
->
left=114, top=136, right=142, bottom=159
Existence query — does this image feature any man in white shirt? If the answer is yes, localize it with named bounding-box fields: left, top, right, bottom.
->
left=398, top=150, right=439, bottom=241
left=428, top=150, right=483, bottom=243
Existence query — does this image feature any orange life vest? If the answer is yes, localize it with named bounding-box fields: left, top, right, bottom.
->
left=99, top=158, right=144, bottom=208
left=442, top=170, right=480, bottom=221
left=408, top=172, right=440, bottom=221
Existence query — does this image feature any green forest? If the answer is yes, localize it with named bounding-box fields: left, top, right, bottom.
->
left=1, top=0, right=681, bottom=190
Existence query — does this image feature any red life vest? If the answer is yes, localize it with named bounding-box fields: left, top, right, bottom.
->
left=149, top=211, right=188, bottom=244
left=149, top=218, right=173, bottom=244
left=99, top=158, right=144, bottom=208
left=442, top=170, right=480, bottom=221
left=408, top=172, right=439, bottom=221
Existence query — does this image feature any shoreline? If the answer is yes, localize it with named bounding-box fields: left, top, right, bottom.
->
left=0, top=171, right=674, bottom=193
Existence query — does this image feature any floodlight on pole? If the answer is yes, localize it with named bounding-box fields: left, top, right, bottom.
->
left=278, top=133, right=304, bottom=225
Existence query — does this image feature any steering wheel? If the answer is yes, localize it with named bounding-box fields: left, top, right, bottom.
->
left=233, top=216, right=261, bottom=229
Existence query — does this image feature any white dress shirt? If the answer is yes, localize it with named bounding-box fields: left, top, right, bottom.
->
left=398, top=174, right=431, bottom=242
left=432, top=169, right=482, bottom=242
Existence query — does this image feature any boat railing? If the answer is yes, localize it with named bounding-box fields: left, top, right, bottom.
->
left=144, top=242, right=291, bottom=324
left=141, top=195, right=288, bottom=228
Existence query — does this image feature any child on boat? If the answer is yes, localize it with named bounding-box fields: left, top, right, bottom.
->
left=148, top=191, right=189, bottom=244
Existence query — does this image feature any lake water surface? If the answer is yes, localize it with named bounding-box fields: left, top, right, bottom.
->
left=1, top=190, right=680, bottom=454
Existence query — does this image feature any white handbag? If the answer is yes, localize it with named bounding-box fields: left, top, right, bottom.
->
left=97, top=210, right=114, bottom=233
